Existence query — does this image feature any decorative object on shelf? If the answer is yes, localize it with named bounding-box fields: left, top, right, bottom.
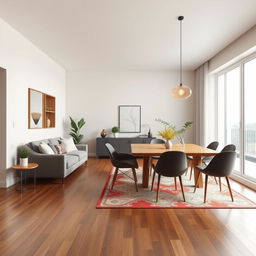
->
left=148, top=129, right=152, bottom=138
left=155, top=118, right=193, bottom=144
left=118, top=105, right=141, bottom=133
left=69, top=116, right=86, bottom=144
left=31, top=112, right=42, bottom=126
left=171, top=16, right=192, bottom=99
left=100, top=129, right=107, bottom=138
left=19, top=146, right=29, bottom=166
left=157, top=127, right=177, bottom=149
left=112, top=126, right=119, bottom=138
left=47, top=118, right=51, bottom=128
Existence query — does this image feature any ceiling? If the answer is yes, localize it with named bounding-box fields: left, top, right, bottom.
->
left=0, top=0, right=256, bottom=71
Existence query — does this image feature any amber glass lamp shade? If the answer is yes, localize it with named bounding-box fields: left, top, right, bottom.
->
left=171, top=85, right=192, bottom=99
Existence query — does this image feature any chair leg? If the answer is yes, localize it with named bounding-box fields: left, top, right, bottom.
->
left=111, top=167, right=119, bottom=191
left=151, top=168, right=156, bottom=191
left=214, top=177, right=218, bottom=185
left=131, top=168, right=138, bottom=192
left=194, top=171, right=201, bottom=193
left=219, top=177, right=222, bottom=191
left=156, top=174, right=161, bottom=203
left=178, top=176, right=186, bottom=202
left=174, top=177, right=177, bottom=190
left=204, top=175, right=208, bottom=203
left=226, top=176, right=234, bottom=202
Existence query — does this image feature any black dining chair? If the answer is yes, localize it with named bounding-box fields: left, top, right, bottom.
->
left=186, top=141, right=219, bottom=180
left=151, top=151, right=188, bottom=202
left=194, top=151, right=236, bottom=203
left=105, top=143, right=139, bottom=192
left=150, top=138, right=165, bottom=174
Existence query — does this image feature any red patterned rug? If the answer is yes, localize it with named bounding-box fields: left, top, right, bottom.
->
left=97, top=168, right=256, bottom=209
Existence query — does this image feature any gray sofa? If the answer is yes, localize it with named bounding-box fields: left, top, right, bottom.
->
left=24, top=137, right=88, bottom=182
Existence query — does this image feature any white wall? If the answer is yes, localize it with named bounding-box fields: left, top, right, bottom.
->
left=66, top=70, right=195, bottom=156
left=0, top=18, right=66, bottom=187
left=0, top=68, right=6, bottom=186
left=209, top=25, right=256, bottom=72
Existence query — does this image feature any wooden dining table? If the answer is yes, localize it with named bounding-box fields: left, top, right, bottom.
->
left=131, top=143, right=218, bottom=188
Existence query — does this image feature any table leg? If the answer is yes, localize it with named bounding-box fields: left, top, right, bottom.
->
left=193, top=156, right=203, bottom=188
left=34, top=170, right=36, bottom=190
left=20, top=170, right=23, bottom=191
left=142, top=156, right=150, bottom=188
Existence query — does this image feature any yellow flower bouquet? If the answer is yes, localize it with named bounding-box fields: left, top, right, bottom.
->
left=158, top=127, right=177, bottom=140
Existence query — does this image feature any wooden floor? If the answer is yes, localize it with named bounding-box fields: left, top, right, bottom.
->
left=0, top=158, right=256, bottom=256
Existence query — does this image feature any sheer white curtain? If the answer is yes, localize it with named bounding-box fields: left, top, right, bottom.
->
left=195, top=61, right=215, bottom=146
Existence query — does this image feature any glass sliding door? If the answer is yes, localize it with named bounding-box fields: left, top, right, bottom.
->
left=215, top=54, right=256, bottom=185
left=244, top=57, right=256, bottom=180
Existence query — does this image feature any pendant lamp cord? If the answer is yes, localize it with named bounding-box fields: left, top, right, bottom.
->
left=180, top=18, right=182, bottom=86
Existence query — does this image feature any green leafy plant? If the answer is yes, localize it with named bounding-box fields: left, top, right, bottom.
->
left=112, top=126, right=119, bottom=133
left=20, top=147, right=29, bottom=158
left=69, top=116, right=86, bottom=144
left=155, top=118, right=193, bottom=143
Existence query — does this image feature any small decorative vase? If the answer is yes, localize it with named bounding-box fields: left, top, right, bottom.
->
left=20, top=158, right=28, bottom=167
left=148, top=129, right=152, bottom=138
left=101, top=129, right=107, bottom=138
left=165, top=140, right=172, bottom=149
left=47, top=118, right=51, bottom=128
left=113, top=132, right=119, bottom=138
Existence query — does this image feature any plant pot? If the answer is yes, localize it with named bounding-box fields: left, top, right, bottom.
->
left=113, top=132, right=119, bottom=138
left=20, top=158, right=28, bottom=166
left=165, top=140, right=172, bottom=149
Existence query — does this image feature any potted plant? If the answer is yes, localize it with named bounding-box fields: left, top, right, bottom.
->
left=20, top=147, right=29, bottom=166
left=155, top=118, right=193, bottom=144
left=112, top=126, right=120, bottom=138
left=158, top=127, right=177, bottom=149
left=69, top=116, right=86, bottom=144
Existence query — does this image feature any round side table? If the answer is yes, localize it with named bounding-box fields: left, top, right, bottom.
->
left=12, top=163, right=39, bottom=191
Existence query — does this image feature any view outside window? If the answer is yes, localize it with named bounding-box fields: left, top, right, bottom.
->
left=226, top=67, right=240, bottom=172
left=244, top=58, right=256, bottom=179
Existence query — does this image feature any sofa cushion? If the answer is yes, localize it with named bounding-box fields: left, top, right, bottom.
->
left=31, top=139, right=50, bottom=153
left=48, top=137, right=62, bottom=145
left=67, top=150, right=86, bottom=161
left=62, top=137, right=77, bottom=152
left=66, top=154, right=79, bottom=169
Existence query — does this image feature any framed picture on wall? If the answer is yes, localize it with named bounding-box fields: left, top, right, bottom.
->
left=28, top=88, right=44, bottom=129
left=118, top=105, right=141, bottom=133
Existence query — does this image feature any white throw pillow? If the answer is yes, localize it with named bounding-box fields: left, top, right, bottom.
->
left=39, top=143, right=55, bottom=154
left=62, top=137, right=77, bottom=153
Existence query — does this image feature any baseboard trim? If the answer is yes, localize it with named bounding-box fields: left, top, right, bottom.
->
left=231, top=174, right=256, bottom=191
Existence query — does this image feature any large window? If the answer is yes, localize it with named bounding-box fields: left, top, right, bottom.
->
left=215, top=54, right=256, bottom=181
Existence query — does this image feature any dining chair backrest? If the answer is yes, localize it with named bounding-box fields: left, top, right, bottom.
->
left=150, top=138, right=165, bottom=144
left=221, top=144, right=236, bottom=152
left=105, top=143, right=119, bottom=165
left=204, top=151, right=236, bottom=177
left=155, top=151, right=187, bottom=177
left=207, top=141, right=219, bottom=150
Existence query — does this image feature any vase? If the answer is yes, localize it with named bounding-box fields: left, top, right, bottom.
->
left=20, top=158, right=28, bottom=167
left=165, top=140, right=172, bottom=149
left=47, top=118, right=51, bottom=128
left=101, top=129, right=107, bottom=138
left=113, top=132, right=119, bottom=138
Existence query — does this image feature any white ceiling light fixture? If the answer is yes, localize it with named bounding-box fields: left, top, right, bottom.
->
left=171, top=16, right=192, bottom=99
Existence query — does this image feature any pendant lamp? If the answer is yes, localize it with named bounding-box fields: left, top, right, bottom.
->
left=171, top=16, right=192, bottom=99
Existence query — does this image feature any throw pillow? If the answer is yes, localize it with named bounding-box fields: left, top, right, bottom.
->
left=39, top=143, right=55, bottom=154
left=62, top=137, right=77, bottom=153
left=48, top=143, right=58, bottom=154
left=54, top=145, right=63, bottom=154
left=59, top=143, right=67, bottom=154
